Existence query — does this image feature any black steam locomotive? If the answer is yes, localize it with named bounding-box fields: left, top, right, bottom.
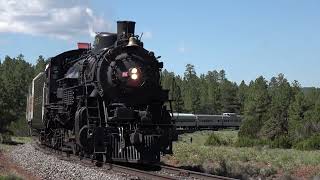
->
left=26, top=21, right=177, bottom=164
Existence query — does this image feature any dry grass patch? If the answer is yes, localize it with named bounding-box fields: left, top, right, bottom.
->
left=0, top=174, right=23, bottom=180
left=163, top=130, right=320, bottom=179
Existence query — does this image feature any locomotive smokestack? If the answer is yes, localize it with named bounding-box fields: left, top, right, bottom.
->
left=117, top=21, right=136, bottom=37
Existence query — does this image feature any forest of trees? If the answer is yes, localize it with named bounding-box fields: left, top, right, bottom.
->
left=1, top=55, right=320, bottom=149
left=0, top=55, right=46, bottom=136
left=162, top=64, right=320, bottom=149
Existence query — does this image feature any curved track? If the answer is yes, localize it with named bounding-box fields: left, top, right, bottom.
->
left=33, top=141, right=237, bottom=180
left=159, top=165, right=236, bottom=180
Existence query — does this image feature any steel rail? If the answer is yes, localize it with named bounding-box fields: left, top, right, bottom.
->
left=159, top=165, right=237, bottom=180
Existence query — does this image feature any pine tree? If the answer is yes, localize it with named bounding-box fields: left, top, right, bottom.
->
left=260, top=74, right=292, bottom=140
left=298, top=88, right=320, bottom=138
left=218, top=70, right=226, bottom=82
left=220, top=80, right=239, bottom=113
left=34, top=55, right=47, bottom=75
left=239, top=76, right=270, bottom=138
left=0, top=55, right=34, bottom=133
left=172, top=76, right=184, bottom=112
left=183, top=64, right=200, bottom=113
left=198, top=74, right=209, bottom=113
left=291, top=80, right=301, bottom=98
left=0, top=59, right=5, bottom=132
left=311, top=96, right=320, bottom=123
left=238, top=80, right=248, bottom=115
left=205, top=70, right=221, bottom=114
left=288, top=91, right=307, bottom=141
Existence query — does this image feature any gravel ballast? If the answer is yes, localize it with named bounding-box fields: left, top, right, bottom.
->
left=9, top=143, right=126, bottom=180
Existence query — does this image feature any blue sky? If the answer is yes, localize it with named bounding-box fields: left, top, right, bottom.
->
left=0, top=0, right=319, bottom=87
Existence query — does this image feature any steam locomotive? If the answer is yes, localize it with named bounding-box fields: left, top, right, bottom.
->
left=26, top=21, right=177, bottom=164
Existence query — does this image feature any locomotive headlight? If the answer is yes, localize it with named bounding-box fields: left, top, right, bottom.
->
left=131, top=73, right=138, bottom=80
left=131, top=68, right=138, bottom=74
left=129, top=67, right=139, bottom=80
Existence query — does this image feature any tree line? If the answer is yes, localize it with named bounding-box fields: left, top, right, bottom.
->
left=162, top=64, right=320, bottom=149
left=1, top=55, right=319, bottom=150
left=162, top=64, right=241, bottom=114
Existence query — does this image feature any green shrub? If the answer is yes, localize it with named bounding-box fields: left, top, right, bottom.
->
left=238, top=116, right=262, bottom=138
left=205, top=133, right=227, bottom=146
left=236, top=137, right=253, bottom=147
left=259, top=167, right=277, bottom=177
left=236, top=137, right=267, bottom=147
left=204, top=131, right=238, bottom=146
left=293, top=135, right=320, bottom=150
left=1, top=133, right=13, bottom=144
left=269, top=136, right=292, bottom=149
left=215, top=158, right=227, bottom=176
left=0, top=174, right=22, bottom=180
left=9, top=118, right=30, bottom=137
left=236, top=136, right=292, bottom=149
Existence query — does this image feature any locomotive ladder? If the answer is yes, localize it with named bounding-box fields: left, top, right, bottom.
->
left=85, top=98, right=102, bottom=127
left=83, top=77, right=102, bottom=126
left=83, top=78, right=105, bottom=154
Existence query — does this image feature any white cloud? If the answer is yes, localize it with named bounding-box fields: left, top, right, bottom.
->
left=178, top=41, right=187, bottom=53
left=0, top=0, right=111, bottom=39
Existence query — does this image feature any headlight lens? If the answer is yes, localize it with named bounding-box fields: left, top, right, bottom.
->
left=131, top=74, right=138, bottom=80
left=131, top=68, right=138, bottom=74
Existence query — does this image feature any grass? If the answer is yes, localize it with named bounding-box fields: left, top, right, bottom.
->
left=178, top=130, right=238, bottom=146
left=0, top=144, right=12, bottom=152
left=163, top=130, right=320, bottom=179
left=0, top=174, right=22, bottom=180
left=0, top=136, right=32, bottom=152
left=10, top=136, right=32, bottom=144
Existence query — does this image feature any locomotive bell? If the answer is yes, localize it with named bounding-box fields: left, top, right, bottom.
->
left=127, top=37, right=139, bottom=46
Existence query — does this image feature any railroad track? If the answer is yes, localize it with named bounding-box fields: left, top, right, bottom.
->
left=33, top=142, right=236, bottom=180
left=159, top=165, right=235, bottom=180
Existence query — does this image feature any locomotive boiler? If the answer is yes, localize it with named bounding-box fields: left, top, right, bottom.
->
left=26, top=21, right=177, bottom=164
